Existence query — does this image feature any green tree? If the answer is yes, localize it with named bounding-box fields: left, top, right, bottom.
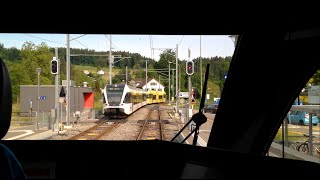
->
left=6, top=61, right=32, bottom=102
left=206, top=80, right=221, bottom=103
left=6, top=47, right=21, bottom=61
left=1, top=40, right=233, bottom=104
left=134, top=68, right=145, bottom=79
left=151, top=50, right=176, bottom=96
left=0, top=43, right=7, bottom=60
left=312, top=70, right=320, bottom=85
left=21, top=42, right=53, bottom=85
left=71, top=66, right=91, bottom=86
left=0, top=44, right=21, bottom=61
left=154, top=50, right=175, bottom=70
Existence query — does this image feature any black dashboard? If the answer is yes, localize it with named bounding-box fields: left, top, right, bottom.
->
left=2, top=140, right=319, bottom=179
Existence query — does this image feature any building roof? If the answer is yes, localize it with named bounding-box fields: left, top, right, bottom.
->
left=133, top=78, right=153, bottom=88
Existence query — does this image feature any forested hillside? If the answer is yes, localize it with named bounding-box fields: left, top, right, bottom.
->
left=1, top=42, right=235, bottom=103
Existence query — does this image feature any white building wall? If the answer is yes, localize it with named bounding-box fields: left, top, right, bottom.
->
left=142, top=79, right=164, bottom=92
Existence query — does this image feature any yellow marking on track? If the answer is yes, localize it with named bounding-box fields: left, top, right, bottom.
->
left=207, top=119, right=214, bottom=123
left=87, top=133, right=96, bottom=136
left=147, top=137, right=156, bottom=140
left=78, top=138, right=87, bottom=140
left=289, top=131, right=304, bottom=135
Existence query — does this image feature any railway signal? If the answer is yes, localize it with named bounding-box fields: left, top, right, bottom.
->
left=51, top=58, right=58, bottom=74
left=59, top=86, right=66, bottom=97
left=191, top=99, right=196, bottom=107
left=186, top=61, right=194, bottom=75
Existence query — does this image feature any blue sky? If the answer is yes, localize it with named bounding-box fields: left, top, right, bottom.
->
left=0, top=34, right=235, bottom=61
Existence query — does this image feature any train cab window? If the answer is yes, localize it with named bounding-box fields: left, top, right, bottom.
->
left=2, top=33, right=234, bottom=147
left=105, top=85, right=125, bottom=104
left=124, top=93, right=132, bottom=103
left=103, top=95, right=106, bottom=103
left=3, top=26, right=320, bottom=180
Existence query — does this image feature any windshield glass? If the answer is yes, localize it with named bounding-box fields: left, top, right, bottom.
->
left=106, top=85, right=124, bottom=104
left=3, top=33, right=319, bottom=164
left=1, top=34, right=234, bottom=145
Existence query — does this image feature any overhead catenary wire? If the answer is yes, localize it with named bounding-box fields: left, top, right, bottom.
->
left=178, top=35, right=184, bottom=46
left=24, top=34, right=66, bottom=45
left=70, top=34, right=87, bottom=41
left=73, top=39, right=89, bottom=49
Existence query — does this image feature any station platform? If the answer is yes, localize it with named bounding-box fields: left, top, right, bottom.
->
left=3, top=114, right=94, bottom=140
left=170, top=109, right=214, bottom=147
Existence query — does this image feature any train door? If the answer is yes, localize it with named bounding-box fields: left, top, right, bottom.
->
left=152, top=92, right=157, bottom=104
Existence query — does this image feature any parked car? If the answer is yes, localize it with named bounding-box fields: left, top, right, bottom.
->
left=289, top=111, right=319, bottom=126
left=204, top=99, right=220, bottom=114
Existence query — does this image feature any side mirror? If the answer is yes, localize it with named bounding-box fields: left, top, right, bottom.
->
left=0, top=58, right=12, bottom=139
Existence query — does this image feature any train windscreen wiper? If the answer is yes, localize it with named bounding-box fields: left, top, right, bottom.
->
left=171, top=64, right=209, bottom=145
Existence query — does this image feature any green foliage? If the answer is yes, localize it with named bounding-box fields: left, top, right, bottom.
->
left=274, top=130, right=307, bottom=141
left=311, top=70, right=320, bottom=85
left=112, top=68, right=131, bottom=84
left=5, top=38, right=320, bottom=109
left=192, top=56, right=231, bottom=97
left=48, top=47, right=156, bottom=70
left=71, top=66, right=90, bottom=86
left=206, top=81, right=220, bottom=102
left=21, top=42, right=53, bottom=85
left=141, top=50, right=232, bottom=101
left=135, top=68, right=145, bottom=79
left=5, top=61, right=32, bottom=102
left=154, top=50, right=177, bottom=98
left=155, top=49, right=176, bottom=70
left=3, top=42, right=53, bottom=102
left=1, top=41, right=232, bottom=104
left=0, top=43, right=21, bottom=62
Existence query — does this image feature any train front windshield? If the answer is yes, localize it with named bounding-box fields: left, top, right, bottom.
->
left=106, top=85, right=125, bottom=105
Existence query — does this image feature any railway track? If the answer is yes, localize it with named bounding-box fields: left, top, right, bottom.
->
left=136, top=105, right=164, bottom=140
left=69, top=120, right=120, bottom=140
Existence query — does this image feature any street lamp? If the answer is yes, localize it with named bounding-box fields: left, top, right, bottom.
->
left=169, top=61, right=176, bottom=104
left=146, top=59, right=148, bottom=91
left=36, top=68, right=41, bottom=130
